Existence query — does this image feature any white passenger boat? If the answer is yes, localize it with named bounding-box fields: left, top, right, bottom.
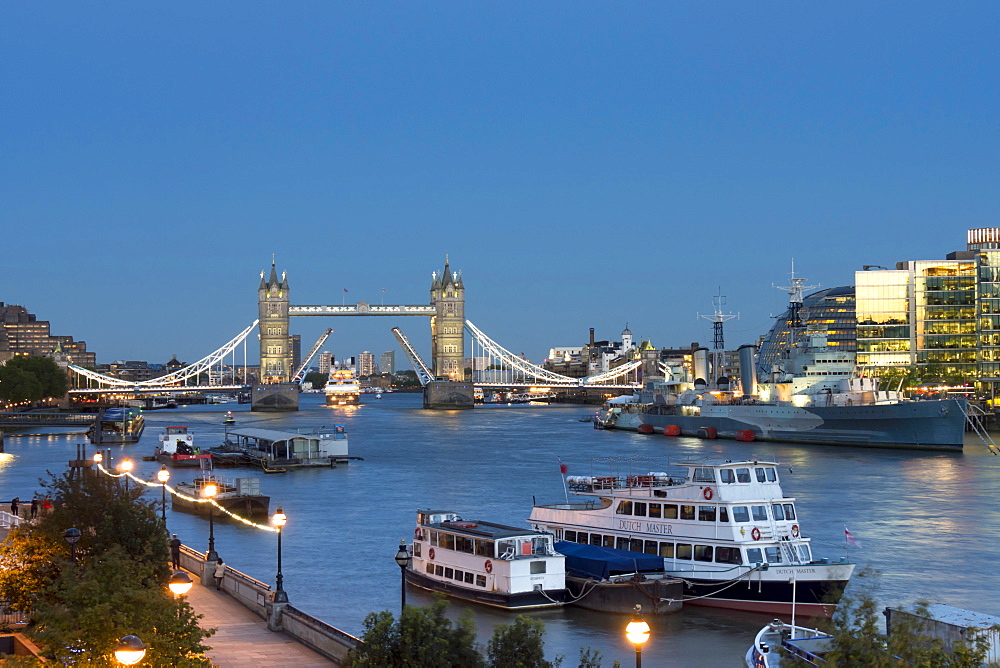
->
left=407, top=510, right=567, bottom=610
left=324, top=369, right=360, bottom=406
left=528, top=458, right=854, bottom=617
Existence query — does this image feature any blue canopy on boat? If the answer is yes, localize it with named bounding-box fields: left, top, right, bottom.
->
left=554, top=541, right=665, bottom=580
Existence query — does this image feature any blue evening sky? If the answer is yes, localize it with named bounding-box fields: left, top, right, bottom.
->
left=3, top=3, right=997, bottom=367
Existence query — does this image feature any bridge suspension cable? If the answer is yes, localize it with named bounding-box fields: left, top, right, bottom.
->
left=464, top=320, right=576, bottom=385
left=68, top=320, right=260, bottom=388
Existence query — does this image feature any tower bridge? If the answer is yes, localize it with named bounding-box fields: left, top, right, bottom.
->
left=68, top=257, right=650, bottom=404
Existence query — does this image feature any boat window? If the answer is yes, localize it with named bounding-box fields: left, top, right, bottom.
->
left=720, top=469, right=736, bottom=484
left=435, top=565, right=444, bottom=576
left=675, top=543, right=692, bottom=560
left=565, top=530, right=577, bottom=543
left=694, top=545, right=713, bottom=562
left=425, top=563, right=434, bottom=575
left=530, top=561, right=547, bottom=574
left=476, top=540, right=493, bottom=557
left=715, top=547, right=742, bottom=564
left=454, top=569, right=463, bottom=581
left=576, top=533, right=589, bottom=545
left=659, top=542, right=674, bottom=558
left=648, top=504, right=662, bottom=519
left=772, top=504, right=785, bottom=521
left=414, top=543, right=422, bottom=557
left=617, top=501, right=633, bottom=515
left=616, top=537, right=630, bottom=551
left=766, top=468, right=777, bottom=482
left=476, top=575, right=486, bottom=587
left=634, top=502, right=647, bottom=517
left=751, top=505, right=768, bottom=521
left=554, top=529, right=563, bottom=541
left=718, top=507, right=729, bottom=523
left=430, top=532, right=439, bottom=547
left=440, top=534, right=455, bottom=550
left=798, top=545, right=811, bottom=561
left=603, top=535, right=615, bottom=548
left=733, top=506, right=750, bottom=523
left=736, top=468, right=751, bottom=483
left=698, top=506, right=716, bottom=522
left=590, top=534, right=602, bottom=546
left=783, top=504, right=796, bottom=520
left=692, top=467, right=716, bottom=483
left=756, top=468, right=766, bottom=483
left=464, top=572, right=474, bottom=584
left=456, top=536, right=474, bottom=553
left=746, top=548, right=763, bottom=564
left=630, top=538, right=643, bottom=552
left=764, top=547, right=782, bottom=563
left=444, top=567, right=454, bottom=579
left=662, top=504, right=678, bottom=519
left=644, top=540, right=658, bottom=555
left=680, top=505, right=695, bottom=520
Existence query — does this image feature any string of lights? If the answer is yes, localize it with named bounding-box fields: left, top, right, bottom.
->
left=96, top=463, right=278, bottom=532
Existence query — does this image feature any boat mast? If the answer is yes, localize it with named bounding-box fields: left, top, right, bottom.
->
left=699, top=290, right=738, bottom=387
left=774, top=260, right=820, bottom=356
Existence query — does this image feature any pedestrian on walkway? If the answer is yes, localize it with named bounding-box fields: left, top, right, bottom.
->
left=30, top=497, right=38, bottom=519
left=214, top=559, right=226, bottom=591
left=10, top=497, right=18, bottom=517
left=169, top=534, right=182, bottom=569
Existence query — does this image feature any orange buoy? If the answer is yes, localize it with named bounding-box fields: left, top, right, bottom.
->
left=735, top=429, right=756, bottom=442
left=637, top=424, right=655, bottom=434
left=664, top=425, right=681, bottom=436
left=697, top=427, right=718, bottom=440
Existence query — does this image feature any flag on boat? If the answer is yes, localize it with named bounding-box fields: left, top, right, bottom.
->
left=344, top=288, right=348, bottom=293
left=845, top=526, right=861, bottom=547
left=558, top=457, right=568, bottom=475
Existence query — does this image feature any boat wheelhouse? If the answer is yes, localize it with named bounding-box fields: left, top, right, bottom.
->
left=528, top=459, right=854, bottom=617
left=408, top=510, right=566, bottom=610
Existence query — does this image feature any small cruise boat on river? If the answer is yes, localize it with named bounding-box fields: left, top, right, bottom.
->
left=407, top=510, right=567, bottom=610
left=171, top=476, right=270, bottom=519
left=155, top=426, right=212, bottom=468
left=325, top=369, right=360, bottom=406
left=528, top=458, right=854, bottom=617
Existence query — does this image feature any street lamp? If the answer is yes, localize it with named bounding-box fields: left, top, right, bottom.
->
left=272, top=506, right=287, bottom=603
left=63, top=527, right=81, bottom=564
left=168, top=570, right=193, bottom=621
left=156, top=467, right=170, bottom=524
left=120, top=459, right=134, bottom=492
left=202, top=481, right=218, bottom=562
left=625, top=605, right=650, bottom=668
left=393, top=539, right=411, bottom=612
left=114, top=635, right=146, bottom=665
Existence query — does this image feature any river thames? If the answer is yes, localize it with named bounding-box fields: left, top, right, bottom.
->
left=2, top=393, right=996, bottom=667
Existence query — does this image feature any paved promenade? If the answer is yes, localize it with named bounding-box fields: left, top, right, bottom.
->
left=184, top=572, right=335, bottom=667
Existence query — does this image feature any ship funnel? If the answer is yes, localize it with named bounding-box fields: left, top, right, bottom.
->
left=738, top=344, right=757, bottom=397
left=694, top=347, right=709, bottom=384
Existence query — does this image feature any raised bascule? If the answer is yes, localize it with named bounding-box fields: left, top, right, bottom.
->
left=66, top=257, right=649, bottom=411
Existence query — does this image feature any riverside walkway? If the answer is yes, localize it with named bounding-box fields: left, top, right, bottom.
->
left=183, top=570, right=335, bottom=667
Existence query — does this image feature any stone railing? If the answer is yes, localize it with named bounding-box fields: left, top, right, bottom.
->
left=179, top=544, right=359, bottom=663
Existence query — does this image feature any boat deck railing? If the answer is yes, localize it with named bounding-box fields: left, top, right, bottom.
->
left=566, top=475, right=682, bottom=491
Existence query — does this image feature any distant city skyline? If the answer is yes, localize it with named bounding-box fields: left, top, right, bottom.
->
left=3, top=4, right=996, bottom=365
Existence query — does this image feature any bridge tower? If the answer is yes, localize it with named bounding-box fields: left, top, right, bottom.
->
left=258, top=259, right=292, bottom=383
left=429, top=256, right=465, bottom=380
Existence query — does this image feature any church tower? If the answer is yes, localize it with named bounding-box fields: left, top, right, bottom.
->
left=258, top=259, right=292, bottom=383
left=429, top=256, right=465, bottom=380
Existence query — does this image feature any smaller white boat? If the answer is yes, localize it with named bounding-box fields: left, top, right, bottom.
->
left=155, top=426, right=212, bottom=468
left=746, top=619, right=832, bottom=667
left=408, top=509, right=567, bottom=610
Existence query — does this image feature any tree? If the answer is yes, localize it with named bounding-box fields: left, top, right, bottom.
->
left=487, top=616, right=563, bottom=668
left=0, top=356, right=68, bottom=403
left=0, top=469, right=212, bottom=665
left=304, top=371, right=327, bottom=390
left=0, top=364, right=44, bottom=403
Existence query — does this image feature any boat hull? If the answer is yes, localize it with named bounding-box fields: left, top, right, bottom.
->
left=157, top=453, right=213, bottom=468
left=172, top=493, right=270, bottom=518
left=404, top=568, right=565, bottom=610
left=625, top=399, right=966, bottom=450
left=566, top=575, right=683, bottom=615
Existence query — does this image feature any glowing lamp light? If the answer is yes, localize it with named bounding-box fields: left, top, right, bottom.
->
left=114, top=635, right=146, bottom=665
left=168, top=570, right=193, bottom=596
left=272, top=507, right=286, bottom=528
left=157, top=467, right=170, bottom=484
left=120, top=459, right=134, bottom=474
left=93, top=452, right=103, bottom=463
left=202, top=482, right=218, bottom=499
left=626, top=617, right=650, bottom=646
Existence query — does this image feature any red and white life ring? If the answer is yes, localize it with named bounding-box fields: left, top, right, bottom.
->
left=428, top=547, right=435, bottom=560
left=751, top=527, right=761, bottom=541
left=791, top=524, right=800, bottom=538
left=703, top=487, right=713, bottom=501
left=414, top=528, right=422, bottom=540
left=484, top=559, right=493, bottom=573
